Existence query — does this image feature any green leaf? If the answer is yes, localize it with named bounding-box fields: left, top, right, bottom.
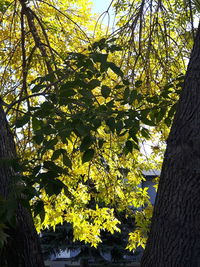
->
left=109, top=44, right=123, bottom=52
left=75, top=121, right=90, bottom=137
left=40, top=101, right=55, bottom=111
left=59, top=128, right=71, bottom=142
left=141, top=117, right=156, bottom=127
left=107, top=62, right=123, bottom=77
left=87, top=79, right=100, bottom=90
left=106, top=117, right=115, bottom=133
left=43, top=138, right=58, bottom=149
left=125, top=140, right=133, bottom=153
left=51, top=149, right=63, bottom=160
left=129, top=90, right=137, bottom=104
left=124, top=118, right=133, bottom=128
left=80, top=135, right=93, bottom=152
left=32, top=117, right=43, bottom=131
left=101, top=85, right=111, bottom=98
left=43, top=161, right=55, bottom=170
left=44, top=179, right=65, bottom=196
left=38, top=171, right=58, bottom=184
left=42, top=125, right=55, bottom=135
left=98, top=138, right=104, bottom=149
left=123, top=87, right=130, bottom=101
left=129, top=128, right=138, bottom=143
left=93, top=118, right=101, bottom=129
left=107, top=100, right=114, bottom=107
left=163, top=83, right=174, bottom=91
left=164, top=117, right=171, bottom=127
left=123, top=79, right=130, bottom=85
left=90, top=52, right=108, bottom=63
left=60, top=81, right=76, bottom=97
left=0, top=1, right=10, bottom=13
left=119, top=130, right=128, bottom=136
left=15, top=115, right=30, bottom=128
left=141, top=128, right=151, bottom=139
left=115, top=84, right=124, bottom=89
left=33, top=134, right=44, bottom=145
left=146, top=96, right=159, bottom=104
left=32, top=84, right=46, bottom=93
left=79, top=89, right=94, bottom=99
left=60, top=86, right=76, bottom=97
left=168, top=103, right=177, bottom=117
left=154, top=108, right=167, bottom=123
left=91, top=39, right=106, bottom=50
left=34, top=200, right=45, bottom=222
left=175, top=74, right=185, bottom=81
left=116, top=120, right=124, bottom=135
left=137, top=93, right=143, bottom=102
left=63, top=154, right=72, bottom=169
left=53, top=179, right=66, bottom=195
left=82, top=149, right=95, bottom=163
left=132, top=142, right=140, bottom=151
left=43, top=161, right=63, bottom=173
left=135, top=80, right=142, bottom=88
left=34, top=200, right=44, bottom=217
left=40, top=72, right=55, bottom=83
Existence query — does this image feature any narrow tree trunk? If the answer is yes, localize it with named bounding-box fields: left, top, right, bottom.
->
left=141, top=23, right=200, bottom=267
left=0, top=101, right=45, bottom=267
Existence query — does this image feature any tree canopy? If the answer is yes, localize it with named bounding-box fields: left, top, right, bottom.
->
left=0, top=0, right=198, bottom=260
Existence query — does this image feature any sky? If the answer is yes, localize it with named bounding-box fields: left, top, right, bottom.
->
left=91, top=0, right=112, bottom=13
left=90, top=0, right=115, bottom=30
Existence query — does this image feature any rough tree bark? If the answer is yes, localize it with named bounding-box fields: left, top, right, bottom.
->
left=0, top=100, right=45, bottom=267
left=141, top=23, right=200, bottom=267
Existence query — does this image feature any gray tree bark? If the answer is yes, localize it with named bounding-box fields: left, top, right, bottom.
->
left=141, top=23, right=200, bottom=267
left=0, top=100, right=45, bottom=267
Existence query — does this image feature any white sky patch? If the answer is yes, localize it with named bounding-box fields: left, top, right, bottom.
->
left=91, top=0, right=116, bottom=31
left=91, top=0, right=112, bottom=13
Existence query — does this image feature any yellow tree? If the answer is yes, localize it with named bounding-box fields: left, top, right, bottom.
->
left=0, top=0, right=99, bottom=265
left=0, top=0, right=197, bottom=264
left=0, top=0, right=152, bottom=253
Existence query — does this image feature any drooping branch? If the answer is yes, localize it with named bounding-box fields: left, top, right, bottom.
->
left=19, top=0, right=54, bottom=74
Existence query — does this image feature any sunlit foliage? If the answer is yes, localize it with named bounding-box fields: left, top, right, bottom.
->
left=0, top=0, right=196, bottom=251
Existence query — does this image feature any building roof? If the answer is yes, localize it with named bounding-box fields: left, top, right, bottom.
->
left=142, top=170, right=160, bottom=177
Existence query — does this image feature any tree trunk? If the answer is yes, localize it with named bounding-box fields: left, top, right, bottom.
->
left=141, top=23, right=200, bottom=267
left=0, top=101, right=45, bottom=267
